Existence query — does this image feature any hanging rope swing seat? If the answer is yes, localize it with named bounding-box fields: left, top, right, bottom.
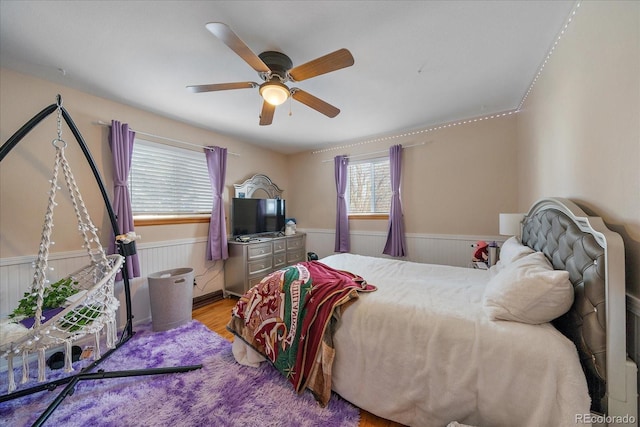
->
left=0, top=106, right=124, bottom=391
left=0, top=96, right=200, bottom=427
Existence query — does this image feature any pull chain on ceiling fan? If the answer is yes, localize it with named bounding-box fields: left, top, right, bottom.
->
left=187, top=22, right=354, bottom=126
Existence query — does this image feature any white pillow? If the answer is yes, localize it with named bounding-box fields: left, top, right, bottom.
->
left=483, top=252, right=574, bottom=324
left=498, top=236, right=534, bottom=265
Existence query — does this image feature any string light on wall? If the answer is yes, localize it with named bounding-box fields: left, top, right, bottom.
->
left=311, top=110, right=517, bottom=155
left=517, top=1, right=582, bottom=110
left=312, top=0, right=582, bottom=156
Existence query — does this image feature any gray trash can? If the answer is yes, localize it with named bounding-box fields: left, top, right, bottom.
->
left=148, top=268, right=194, bottom=332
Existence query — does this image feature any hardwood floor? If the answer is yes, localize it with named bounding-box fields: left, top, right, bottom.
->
left=192, top=298, right=405, bottom=427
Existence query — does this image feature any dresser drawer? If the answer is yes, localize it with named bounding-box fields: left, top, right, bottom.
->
left=273, top=240, right=286, bottom=253
left=248, top=243, right=272, bottom=260
left=224, top=233, right=305, bottom=299
left=273, top=253, right=287, bottom=268
left=286, top=236, right=304, bottom=251
left=248, top=257, right=273, bottom=276
left=287, top=249, right=305, bottom=264
left=248, top=275, right=266, bottom=289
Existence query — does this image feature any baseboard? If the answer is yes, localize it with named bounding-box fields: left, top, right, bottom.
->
left=193, top=290, right=224, bottom=309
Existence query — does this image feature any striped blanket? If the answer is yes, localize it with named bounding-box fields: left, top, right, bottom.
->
left=227, top=261, right=376, bottom=406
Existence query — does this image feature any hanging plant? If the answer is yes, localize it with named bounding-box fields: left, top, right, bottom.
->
left=9, top=277, right=79, bottom=319
left=59, top=305, right=102, bottom=332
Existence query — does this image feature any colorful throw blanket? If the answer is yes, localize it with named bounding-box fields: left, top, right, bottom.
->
left=227, top=261, right=376, bottom=406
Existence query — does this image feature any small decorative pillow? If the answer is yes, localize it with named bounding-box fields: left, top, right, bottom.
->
left=498, top=236, right=534, bottom=265
left=483, top=252, right=574, bottom=324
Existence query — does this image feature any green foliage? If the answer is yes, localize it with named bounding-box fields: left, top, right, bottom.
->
left=60, top=305, right=101, bottom=332
left=10, top=277, right=79, bottom=319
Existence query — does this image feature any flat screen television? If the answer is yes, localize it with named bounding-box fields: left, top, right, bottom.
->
left=231, top=198, right=286, bottom=237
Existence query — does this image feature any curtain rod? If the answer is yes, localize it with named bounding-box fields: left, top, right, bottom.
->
left=96, top=120, right=240, bottom=156
left=321, top=141, right=427, bottom=163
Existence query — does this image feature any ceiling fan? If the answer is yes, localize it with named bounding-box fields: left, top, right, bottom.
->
left=187, top=22, right=355, bottom=126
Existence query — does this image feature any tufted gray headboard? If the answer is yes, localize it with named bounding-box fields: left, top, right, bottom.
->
left=520, top=198, right=630, bottom=416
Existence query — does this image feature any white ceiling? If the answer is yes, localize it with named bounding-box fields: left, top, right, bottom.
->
left=0, top=1, right=575, bottom=154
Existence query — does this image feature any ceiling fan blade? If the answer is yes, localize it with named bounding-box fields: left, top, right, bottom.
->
left=259, top=101, right=275, bottom=126
left=289, top=48, right=354, bottom=82
left=186, top=82, right=257, bottom=93
left=291, top=89, right=340, bottom=118
left=205, top=22, right=271, bottom=74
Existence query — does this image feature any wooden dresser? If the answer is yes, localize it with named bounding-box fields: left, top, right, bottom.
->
left=223, top=233, right=306, bottom=297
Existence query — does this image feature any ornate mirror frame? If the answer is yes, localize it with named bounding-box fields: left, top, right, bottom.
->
left=234, top=174, right=283, bottom=199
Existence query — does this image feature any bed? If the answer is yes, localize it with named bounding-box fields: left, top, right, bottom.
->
left=228, top=198, right=637, bottom=426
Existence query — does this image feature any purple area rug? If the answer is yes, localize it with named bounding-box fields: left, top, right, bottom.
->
left=0, top=321, right=359, bottom=427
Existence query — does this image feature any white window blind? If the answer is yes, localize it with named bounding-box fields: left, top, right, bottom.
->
left=130, top=139, right=212, bottom=216
left=347, top=157, right=391, bottom=214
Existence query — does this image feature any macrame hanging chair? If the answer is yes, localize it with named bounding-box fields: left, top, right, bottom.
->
left=0, top=103, right=123, bottom=393
left=0, top=96, right=201, bottom=427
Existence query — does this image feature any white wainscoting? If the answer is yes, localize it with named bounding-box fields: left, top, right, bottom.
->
left=300, top=228, right=504, bottom=267
left=4, top=231, right=637, bottom=402
left=2, top=230, right=638, bottom=376
left=0, top=238, right=224, bottom=328
left=0, top=231, right=496, bottom=326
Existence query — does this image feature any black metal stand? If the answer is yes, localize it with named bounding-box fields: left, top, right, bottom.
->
left=0, top=95, right=202, bottom=427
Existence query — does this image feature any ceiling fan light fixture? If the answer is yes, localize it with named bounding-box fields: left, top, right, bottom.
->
left=260, top=81, right=290, bottom=106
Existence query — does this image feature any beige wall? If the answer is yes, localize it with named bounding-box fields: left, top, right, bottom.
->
left=0, top=68, right=288, bottom=258
left=287, top=114, right=519, bottom=236
left=2, top=1, right=636, bottom=300
left=516, top=1, right=640, bottom=297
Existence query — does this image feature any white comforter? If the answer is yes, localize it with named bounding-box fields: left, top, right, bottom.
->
left=321, top=253, right=590, bottom=427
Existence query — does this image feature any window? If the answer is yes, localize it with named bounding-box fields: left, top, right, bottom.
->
left=129, top=139, right=212, bottom=219
left=347, top=157, right=391, bottom=216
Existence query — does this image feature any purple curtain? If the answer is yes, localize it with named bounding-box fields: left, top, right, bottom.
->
left=108, top=120, right=141, bottom=278
left=383, top=144, right=407, bottom=257
left=205, top=146, right=228, bottom=261
left=334, top=155, right=350, bottom=252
